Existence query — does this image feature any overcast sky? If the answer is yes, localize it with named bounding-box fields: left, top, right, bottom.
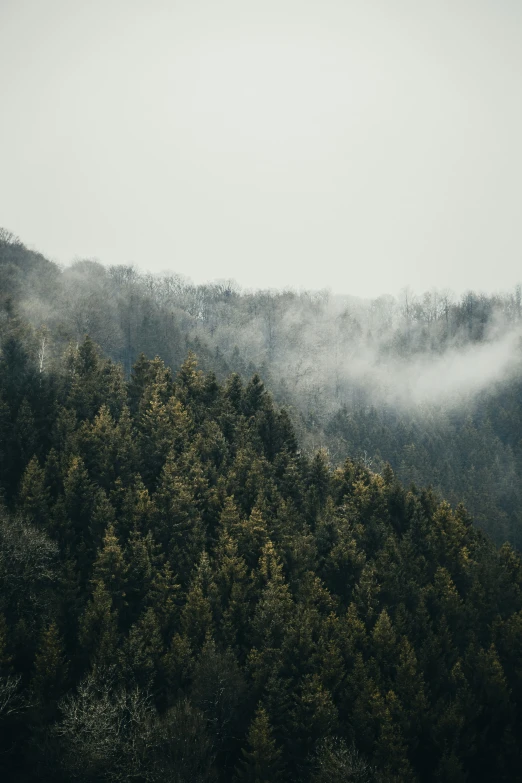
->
left=1, top=0, right=521, bottom=297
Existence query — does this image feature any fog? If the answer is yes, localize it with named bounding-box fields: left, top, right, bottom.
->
left=258, top=292, right=522, bottom=410
left=9, top=233, right=520, bottom=416
left=1, top=0, right=522, bottom=296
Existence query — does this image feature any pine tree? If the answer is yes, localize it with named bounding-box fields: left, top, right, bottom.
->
left=191, top=636, right=246, bottom=754
left=18, top=455, right=50, bottom=528
left=288, top=674, right=339, bottom=772
left=354, top=563, right=381, bottom=623
left=181, top=582, right=214, bottom=654
left=372, top=608, right=397, bottom=679
left=161, top=632, right=194, bottom=699
left=307, top=449, right=331, bottom=519
left=214, top=525, right=250, bottom=650
left=153, top=451, right=203, bottom=582
left=223, top=372, right=243, bottom=413
left=371, top=689, right=415, bottom=783
left=138, top=390, right=192, bottom=487
left=235, top=504, right=269, bottom=573
left=79, top=579, right=119, bottom=669
left=250, top=541, right=294, bottom=685
left=148, top=560, right=180, bottom=639
left=77, top=404, right=136, bottom=491
left=43, top=446, right=62, bottom=500
left=67, top=336, right=126, bottom=422
left=31, top=621, right=68, bottom=707
left=15, top=397, right=37, bottom=466
left=122, top=607, right=163, bottom=690
left=394, top=636, right=428, bottom=743
left=128, top=353, right=173, bottom=417
left=434, top=750, right=467, bottom=783
left=61, top=455, right=98, bottom=578
left=235, top=705, right=284, bottom=783
left=89, top=488, right=117, bottom=553
left=113, top=473, right=155, bottom=536
left=176, top=352, right=205, bottom=405
left=92, top=523, right=128, bottom=613
left=124, top=528, right=154, bottom=621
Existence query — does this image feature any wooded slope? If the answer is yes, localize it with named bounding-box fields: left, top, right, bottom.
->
left=1, top=328, right=522, bottom=781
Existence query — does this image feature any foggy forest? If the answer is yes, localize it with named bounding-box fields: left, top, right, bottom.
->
left=2, top=229, right=522, bottom=781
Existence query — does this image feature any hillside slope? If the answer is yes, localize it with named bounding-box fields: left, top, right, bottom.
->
left=1, top=334, right=522, bottom=781
left=2, top=230, right=522, bottom=547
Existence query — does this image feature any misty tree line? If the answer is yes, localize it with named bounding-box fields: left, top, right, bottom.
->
left=2, top=227, right=521, bottom=375
left=1, top=229, right=522, bottom=546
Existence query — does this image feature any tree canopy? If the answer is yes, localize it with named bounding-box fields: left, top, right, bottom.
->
left=0, top=323, right=522, bottom=781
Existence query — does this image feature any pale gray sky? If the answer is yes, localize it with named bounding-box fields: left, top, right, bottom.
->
left=1, top=0, right=521, bottom=297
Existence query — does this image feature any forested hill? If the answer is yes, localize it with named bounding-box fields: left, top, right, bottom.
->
left=2, top=229, right=522, bottom=547
left=2, top=329, right=522, bottom=782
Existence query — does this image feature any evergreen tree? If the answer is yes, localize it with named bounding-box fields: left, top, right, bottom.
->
left=153, top=450, right=203, bottom=582
left=122, top=607, right=163, bottom=690
left=235, top=705, right=284, bottom=783
left=31, top=621, right=68, bottom=708
left=78, top=580, right=119, bottom=669
left=92, top=523, right=128, bottom=613
left=18, top=455, right=50, bottom=528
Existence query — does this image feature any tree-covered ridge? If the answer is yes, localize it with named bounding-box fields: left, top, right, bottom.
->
left=2, top=229, right=522, bottom=549
left=1, top=333, right=522, bottom=781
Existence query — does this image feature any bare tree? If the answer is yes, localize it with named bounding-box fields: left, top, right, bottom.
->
left=55, top=669, right=156, bottom=781
left=0, top=674, right=27, bottom=721
left=0, top=512, right=58, bottom=621
left=54, top=669, right=216, bottom=782
left=0, top=227, right=22, bottom=246
left=312, top=737, right=374, bottom=783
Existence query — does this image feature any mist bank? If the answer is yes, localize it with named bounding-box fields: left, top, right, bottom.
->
left=2, top=228, right=521, bottom=413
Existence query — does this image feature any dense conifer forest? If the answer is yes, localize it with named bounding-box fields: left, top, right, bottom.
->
left=2, top=229, right=522, bottom=546
left=2, top=231, right=522, bottom=781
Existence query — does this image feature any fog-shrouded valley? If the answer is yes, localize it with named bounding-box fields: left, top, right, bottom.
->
left=2, top=228, right=522, bottom=781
